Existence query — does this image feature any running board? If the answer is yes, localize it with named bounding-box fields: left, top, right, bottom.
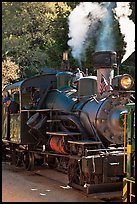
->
left=69, top=182, right=123, bottom=195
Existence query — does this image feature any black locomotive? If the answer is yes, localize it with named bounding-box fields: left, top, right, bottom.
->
left=2, top=51, right=135, bottom=195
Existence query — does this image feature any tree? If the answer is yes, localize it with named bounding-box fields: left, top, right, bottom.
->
left=2, top=2, right=73, bottom=81
left=2, top=57, right=20, bottom=89
left=130, top=2, right=135, bottom=23
left=2, top=2, right=135, bottom=86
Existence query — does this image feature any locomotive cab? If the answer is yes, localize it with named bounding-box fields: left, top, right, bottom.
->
left=2, top=73, right=57, bottom=144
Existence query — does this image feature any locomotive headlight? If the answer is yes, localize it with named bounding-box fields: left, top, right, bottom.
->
left=112, top=74, right=134, bottom=90
left=120, top=75, right=133, bottom=89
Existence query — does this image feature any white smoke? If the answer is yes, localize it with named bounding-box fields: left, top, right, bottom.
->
left=113, top=2, right=135, bottom=63
left=96, top=2, right=115, bottom=51
left=67, top=2, right=107, bottom=64
left=67, top=2, right=135, bottom=65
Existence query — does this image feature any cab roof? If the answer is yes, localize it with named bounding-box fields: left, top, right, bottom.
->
left=3, top=73, right=57, bottom=92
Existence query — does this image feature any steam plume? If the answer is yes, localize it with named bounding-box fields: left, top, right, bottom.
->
left=96, top=2, right=115, bottom=51
left=67, top=2, right=135, bottom=65
left=113, top=2, right=135, bottom=63
left=67, top=2, right=107, bottom=65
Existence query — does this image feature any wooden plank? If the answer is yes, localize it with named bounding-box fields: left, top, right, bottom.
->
left=68, top=140, right=102, bottom=145
left=46, top=132, right=81, bottom=136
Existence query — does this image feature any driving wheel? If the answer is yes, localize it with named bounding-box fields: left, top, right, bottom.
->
left=23, top=151, right=34, bottom=171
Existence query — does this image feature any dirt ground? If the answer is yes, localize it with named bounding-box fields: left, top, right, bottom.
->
left=2, top=162, right=122, bottom=202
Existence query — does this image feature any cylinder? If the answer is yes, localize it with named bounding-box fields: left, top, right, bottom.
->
left=27, top=112, right=40, bottom=128
left=49, top=136, right=67, bottom=154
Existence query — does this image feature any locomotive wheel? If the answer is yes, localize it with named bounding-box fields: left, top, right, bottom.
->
left=68, top=159, right=84, bottom=186
left=48, top=157, right=57, bottom=169
left=34, top=153, right=44, bottom=166
left=23, top=151, right=34, bottom=171
left=10, top=144, right=22, bottom=167
left=12, top=150, right=23, bottom=167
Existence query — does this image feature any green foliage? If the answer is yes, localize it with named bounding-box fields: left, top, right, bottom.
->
left=130, top=2, right=135, bottom=23
left=2, top=57, right=21, bottom=89
left=119, top=64, right=135, bottom=79
left=43, top=2, right=72, bottom=69
left=119, top=52, right=135, bottom=81
left=2, top=2, right=73, bottom=82
left=65, top=2, right=80, bottom=10
left=2, top=2, right=135, bottom=87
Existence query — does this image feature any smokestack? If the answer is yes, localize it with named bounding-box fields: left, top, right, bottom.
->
left=61, top=51, right=70, bottom=71
left=92, top=51, right=117, bottom=98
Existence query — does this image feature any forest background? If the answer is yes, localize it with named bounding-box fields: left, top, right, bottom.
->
left=2, top=2, right=135, bottom=89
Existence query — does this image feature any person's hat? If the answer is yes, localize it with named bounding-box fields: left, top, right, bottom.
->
left=3, top=97, right=10, bottom=103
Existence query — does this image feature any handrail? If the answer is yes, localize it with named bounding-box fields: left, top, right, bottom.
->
left=123, top=113, right=127, bottom=174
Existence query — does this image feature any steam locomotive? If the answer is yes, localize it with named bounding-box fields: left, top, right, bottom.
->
left=2, top=51, right=135, bottom=195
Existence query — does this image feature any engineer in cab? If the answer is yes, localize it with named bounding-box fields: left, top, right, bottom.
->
left=3, top=97, right=19, bottom=114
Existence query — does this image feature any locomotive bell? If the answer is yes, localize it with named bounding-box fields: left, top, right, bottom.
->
left=92, top=51, right=117, bottom=98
